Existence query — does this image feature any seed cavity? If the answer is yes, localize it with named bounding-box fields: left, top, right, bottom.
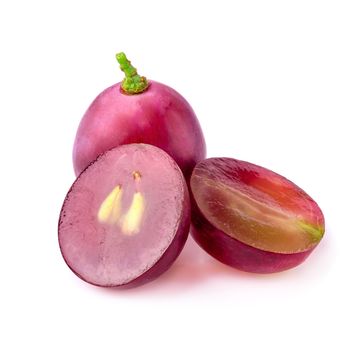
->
left=98, top=185, right=123, bottom=224
left=121, top=192, right=145, bottom=235
left=97, top=172, right=145, bottom=236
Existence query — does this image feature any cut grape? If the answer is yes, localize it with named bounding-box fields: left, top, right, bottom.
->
left=190, top=158, right=325, bottom=273
left=59, top=144, right=190, bottom=287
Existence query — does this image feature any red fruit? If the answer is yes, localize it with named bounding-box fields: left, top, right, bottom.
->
left=190, top=158, right=325, bottom=273
left=59, top=144, right=190, bottom=287
left=73, top=53, right=206, bottom=179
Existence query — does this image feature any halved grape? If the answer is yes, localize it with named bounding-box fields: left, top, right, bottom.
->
left=59, top=144, right=190, bottom=287
left=190, top=158, right=325, bottom=273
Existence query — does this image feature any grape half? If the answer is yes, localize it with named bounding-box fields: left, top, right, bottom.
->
left=59, top=144, right=190, bottom=287
left=190, top=157, right=325, bottom=273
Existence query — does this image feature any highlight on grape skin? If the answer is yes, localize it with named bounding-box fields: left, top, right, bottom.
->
left=58, top=144, right=191, bottom=288
left=190, top=157, right=325, bottom=273
left=73, top=52, right=206, bottom=179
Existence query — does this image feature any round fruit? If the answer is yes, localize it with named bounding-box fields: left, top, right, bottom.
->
left=190, top=157, right=325, bottom=273
left=59, top=144, right=190, bottom=287
left=73, top=52, right=206, bottom=179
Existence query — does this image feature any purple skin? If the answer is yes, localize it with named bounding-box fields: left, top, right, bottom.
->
left=73, top=56, right=206, bottom=179
left=59, top=144, right=191, bottom=288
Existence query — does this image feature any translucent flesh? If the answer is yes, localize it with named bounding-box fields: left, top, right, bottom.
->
left=191, top=159, right=325, bottom=254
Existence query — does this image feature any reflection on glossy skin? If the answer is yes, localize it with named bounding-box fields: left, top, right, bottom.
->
left=73, top=53, right=206, bottom=179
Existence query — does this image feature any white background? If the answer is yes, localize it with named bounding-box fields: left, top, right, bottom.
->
left=1, top=1, right=349, bottom=349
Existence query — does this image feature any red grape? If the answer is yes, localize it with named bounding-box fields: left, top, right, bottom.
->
left=73, top=53, right=206, bottom=178
left=190, top=157, right=325, bottom=273
left=59, top=144, right=190, bottom=287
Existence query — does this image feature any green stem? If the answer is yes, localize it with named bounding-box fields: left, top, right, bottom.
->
left=116, top=52, right=149, bottom=94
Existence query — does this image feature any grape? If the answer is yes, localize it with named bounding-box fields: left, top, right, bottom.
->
left=59, top=144, right=190, bottom=287
left=190, top=157, right=325, bottom=273
left=73, top=53, right=206, bottom=179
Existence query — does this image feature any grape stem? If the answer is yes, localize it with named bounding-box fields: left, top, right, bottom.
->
left=116, top=52, right=149, bottom=94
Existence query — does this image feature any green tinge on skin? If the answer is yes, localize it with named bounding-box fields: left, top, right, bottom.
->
left=116, top=52, right=149, bottom=94
left=297, top=220, right=325, bottom=242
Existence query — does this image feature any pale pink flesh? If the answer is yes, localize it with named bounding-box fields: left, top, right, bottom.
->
left=73, top=81, right=206, bottom=179
left=59, top=144, right=190, bottom=287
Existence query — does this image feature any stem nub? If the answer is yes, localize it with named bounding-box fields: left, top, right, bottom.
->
left=116, top=52, right=149, bottom=94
